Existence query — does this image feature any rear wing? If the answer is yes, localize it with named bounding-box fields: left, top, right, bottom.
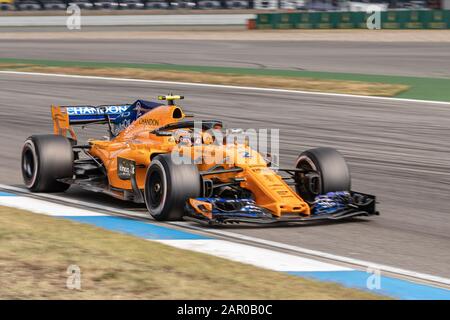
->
left=63, top=105, right=130, bottom=124
left=51, top=104, right=130, bottom=140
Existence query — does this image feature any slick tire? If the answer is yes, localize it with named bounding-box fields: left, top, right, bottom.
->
left=295, top=147, right=351, bottom=203
left=21, top=135, right=73, bottom=192
left=145, top=154, right=201, bottom=221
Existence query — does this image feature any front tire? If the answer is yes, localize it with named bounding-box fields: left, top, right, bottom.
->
left=144, top=154, right=201, bottom=221
left=295, top=147, right=351, bottom=203
left=21, top=135, right=74, bottom=192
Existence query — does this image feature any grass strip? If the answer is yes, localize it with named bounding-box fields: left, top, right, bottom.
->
left=0, top=58, right=410, bottom=97
left=2, top=57, right=446, bottom=101
left=0, top=206, right=385, bottom=299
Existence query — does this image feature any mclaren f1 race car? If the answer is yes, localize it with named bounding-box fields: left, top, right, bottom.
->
left=21, top=95, right=378, bottom=225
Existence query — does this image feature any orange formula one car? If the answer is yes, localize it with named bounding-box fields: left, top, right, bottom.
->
left=21, top=95, right=378, bottom=225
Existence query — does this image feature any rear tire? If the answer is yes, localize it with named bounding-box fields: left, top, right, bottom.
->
left=21, top=135, right=73, bottom=192
left=295, top=147, right=351, bottom=203
left=144, top=154, right=201, bottom=221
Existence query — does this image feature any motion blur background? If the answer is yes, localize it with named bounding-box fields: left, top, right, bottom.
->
left=0, top=0, right=449, bottom=300
left=0, top=0, right=448, bottom=13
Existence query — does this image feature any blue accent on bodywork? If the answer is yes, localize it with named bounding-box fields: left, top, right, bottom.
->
left=289, top=271, right=450, bottom=300
left=192, top=198, right=272, bottom=218
left=313, top=191, right=351, bottom=215
left=129, top=99, right=161, bottom=110
left=0, top=192, right=16, bottom=196
left=63, top=215, right=211, bottom=240
left=112, top=100, right=163, bottom=134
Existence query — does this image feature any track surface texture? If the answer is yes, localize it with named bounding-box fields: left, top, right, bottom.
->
left=1, top=38, right=450, bottom=78
left=1, top=73, right=449, bottom=278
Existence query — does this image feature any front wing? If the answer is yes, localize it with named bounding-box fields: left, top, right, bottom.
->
left=184, top=192, right=379, bottom=226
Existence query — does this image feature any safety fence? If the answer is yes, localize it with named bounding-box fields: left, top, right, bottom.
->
left=255, top=10, right=450, bottom=29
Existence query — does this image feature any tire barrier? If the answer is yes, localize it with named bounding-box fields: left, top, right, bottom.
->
left=93, top=1, right=119, bottom=9
left=68, top=0, right=94, bottom=9
left=41, top=1, right=66, bottom=9
left=119, top=0, right=145, bottom=9
left=0, top=2, right=15, bottom=9
left=15, top=0, right=41, bottom=10
left=170, top=1, right=196, bottom=9
left=253, top=0, right=277, bottom=9
left=225, top=0, right=248, bottom=9
left=197, top=0, right=221, bottom=9
left=144, top=1, right=169, bottom=8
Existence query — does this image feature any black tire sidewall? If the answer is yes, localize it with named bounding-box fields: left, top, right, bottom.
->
left=296, top=147, right=351, bottom=201
left=145, top=154, right=201, bottom=221
left=22, top=139, right=39, bottom=189
left=21, top=135, right=73, bottom=192
left=145, top=158, right=169, bottom=217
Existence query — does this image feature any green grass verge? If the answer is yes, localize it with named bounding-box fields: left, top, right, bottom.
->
left=0, top=206, right=385, bottom=299
left=1, top=58, right=449, bottom=102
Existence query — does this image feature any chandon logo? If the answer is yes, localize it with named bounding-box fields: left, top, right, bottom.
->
left=67, top=105, right=129, bottom=116
left=138, top=119, right=160, bottom=126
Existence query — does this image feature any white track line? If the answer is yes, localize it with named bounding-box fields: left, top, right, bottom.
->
left=0, top=184, right=149, bottom=218
left=169, top=222, right=450, bottom=286
left=156, top=239, right=350, bottom=272
left=1, top=183, right=449, bottom=286
left=1, top=70, right=450, bottom=106
left=0, top=196, right=106, bottom=216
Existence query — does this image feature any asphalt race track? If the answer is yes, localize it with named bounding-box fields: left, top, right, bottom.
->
left=1, top=72, right=450, bottom=279
left=2, top=39, right=450, bottom=78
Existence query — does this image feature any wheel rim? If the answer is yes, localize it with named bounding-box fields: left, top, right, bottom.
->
left=22, top=142, right=38, bottom=188
left=295, top=155, right=322, bottom=203
left=148, top=169, right=165, bottom=210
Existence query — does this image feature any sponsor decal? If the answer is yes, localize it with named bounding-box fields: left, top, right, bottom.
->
left=117, top=157, right=136, bottom=180
left=138, top=118, right=160, bottom=126
left=113, top=119, right=132, bottom=136
left=241, top=151, right=252, bottom=158
left=67, top=105, right=129, bottom=116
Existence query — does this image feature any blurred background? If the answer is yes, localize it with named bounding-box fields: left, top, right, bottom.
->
left=0, top=0, right=447, bottom=13
left=0, top=0, right=449, bottom=300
